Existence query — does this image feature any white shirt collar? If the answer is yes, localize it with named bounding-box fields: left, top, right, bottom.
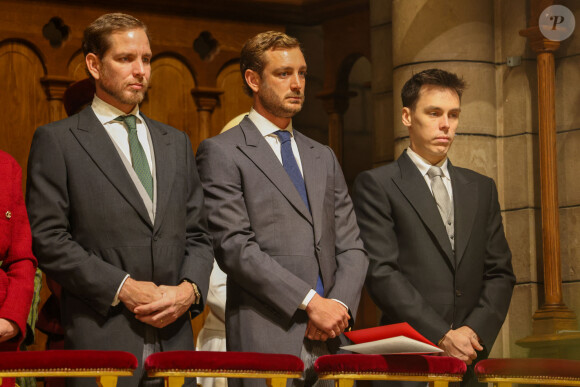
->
left=248, top=108, right=294, bottom=138
left=406, top=147, right=450, bottom=179
left=91, top=95, right=142, bottom=126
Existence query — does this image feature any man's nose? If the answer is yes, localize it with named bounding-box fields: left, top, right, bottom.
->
left=133, top=60, right=145, bottom=76
left=440, top=115, right=450, bottom=129
left=290, top=74, right=303, bottom=91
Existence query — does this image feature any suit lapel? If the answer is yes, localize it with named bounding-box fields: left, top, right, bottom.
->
left=236, top=117, right=312, bottom=224
left=142, top=114, right=174, bottom=232
left=71, top=107, right=152, bottom=227
left=449, top=163, right=478, bottom=267
left=296, top=131, right=325, bottom=243
left=393, top=151, right=455, bottom=266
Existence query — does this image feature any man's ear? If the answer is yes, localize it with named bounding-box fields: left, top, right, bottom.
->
left=245, top=69, right=260, bottom=94
left=86, top=53, right=102, bottom=80
left=402, top=107, right=412, bottom=127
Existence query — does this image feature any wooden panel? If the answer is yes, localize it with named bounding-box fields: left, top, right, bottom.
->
left=211, top=62, right=253, bottom=137
left=0, top=41, right=48, bottom=187
left=140, top=56, right=197, bottom=145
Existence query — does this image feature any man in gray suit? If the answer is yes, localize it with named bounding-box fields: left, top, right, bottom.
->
left=352, top=69, right=515, bottom=386
left=196, top=31, right=368, bottom=387
left=26, top=13, right=214, bottom=387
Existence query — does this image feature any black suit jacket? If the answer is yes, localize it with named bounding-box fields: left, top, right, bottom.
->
left=26, top=106, right=214, bottom=386
left=353, top=150, right=515, bottom=349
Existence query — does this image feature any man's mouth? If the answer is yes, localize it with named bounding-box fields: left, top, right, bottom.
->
left=286, top=95, right=303, bottom=102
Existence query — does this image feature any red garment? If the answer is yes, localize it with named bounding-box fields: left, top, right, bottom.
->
left=0, top=150, right=37, bottom=351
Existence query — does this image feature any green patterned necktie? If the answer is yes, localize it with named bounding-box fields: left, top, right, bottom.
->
left=115, top=115, right=153, bottom=200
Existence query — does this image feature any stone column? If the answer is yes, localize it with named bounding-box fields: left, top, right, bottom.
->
left=391, top=0, right=497, bottom=178
left=516, top=21, right=580, bottom=359
left=191, top=87, right=223, bottom=147
left=40, top=75, right=74, bottom=122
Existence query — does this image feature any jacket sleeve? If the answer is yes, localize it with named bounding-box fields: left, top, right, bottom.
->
left=26, top=126, right=128, bottom=317
left=462, top=178, right=515, bottom=348
left=177, top=131, right=214, bottom=315
left=0, top=155, right=37, bottom=341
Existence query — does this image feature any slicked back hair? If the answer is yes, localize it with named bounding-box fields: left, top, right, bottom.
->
left=401, top=68, right=466, bottom=110
left=82, top=13, right=149, bottom=78
left=240, top=31, right=303, bottom=96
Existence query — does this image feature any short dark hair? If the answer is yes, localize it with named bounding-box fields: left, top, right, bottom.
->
left=401, top=68, right=466, bottom=110
left=240, top=31, right=303, bottom=96
left=82, top=13, right=148, bottom=59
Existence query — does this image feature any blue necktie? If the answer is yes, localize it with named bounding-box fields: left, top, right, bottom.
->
left=274, top=130, right=324, bottom=296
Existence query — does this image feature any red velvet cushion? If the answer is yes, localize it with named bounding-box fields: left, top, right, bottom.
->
left=0, top=350, right=137, bottom=371
left=315, top=354, right=466, bottom=376
left=475, top=358, right=580, bottom=379
left=145, top=351, right=304, bottom=373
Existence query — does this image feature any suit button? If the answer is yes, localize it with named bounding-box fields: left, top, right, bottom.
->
left=153, top=236, right=159, bottom=241
left=455, top=289, right=463, bottom=297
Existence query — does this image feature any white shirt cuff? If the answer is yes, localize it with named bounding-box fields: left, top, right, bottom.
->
left=331, top=298, right=349, bottom=311
left=112, top=274, right=130, bottom=306
left=298, top=289, right=318, bottom=310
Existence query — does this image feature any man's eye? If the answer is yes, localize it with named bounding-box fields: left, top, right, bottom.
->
left=279, top=72, right=288, bottom=77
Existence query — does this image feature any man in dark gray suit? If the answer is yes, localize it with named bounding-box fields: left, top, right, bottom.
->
left=26, top=13, right=213, bottom=387
left=196, top=31, right=368, bottom=387
left=353, top=69, right=515, bottom=386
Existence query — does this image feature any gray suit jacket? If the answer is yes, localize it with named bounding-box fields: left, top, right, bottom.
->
left=353, top=150, right=515, bottom=350
left=196, top=117, right=368, bottom=358
left=26, top=106, right=214, bottom=387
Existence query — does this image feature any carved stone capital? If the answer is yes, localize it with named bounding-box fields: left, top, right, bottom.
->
left=191, top=87, right=223, bottom=112
left=40, top=75, right=75, bottom=101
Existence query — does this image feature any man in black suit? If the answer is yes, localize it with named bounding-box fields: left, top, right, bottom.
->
left=352, top=69, right=515, bottom=386
left=26, top=13, right=213, bottom=387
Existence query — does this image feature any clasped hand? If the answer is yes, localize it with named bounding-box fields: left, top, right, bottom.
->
left=0, top=318, right=19, bottom=343
left=438, top=326, right=483, bottom=365
left=118, top=278, right=195, bottom=328
left=304, top=294, right=350, bottom=342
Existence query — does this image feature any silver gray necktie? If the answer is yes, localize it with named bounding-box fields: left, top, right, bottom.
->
left=427, top=166, right=451, bottom=221
left=428, top=166, right=455, bottom=249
